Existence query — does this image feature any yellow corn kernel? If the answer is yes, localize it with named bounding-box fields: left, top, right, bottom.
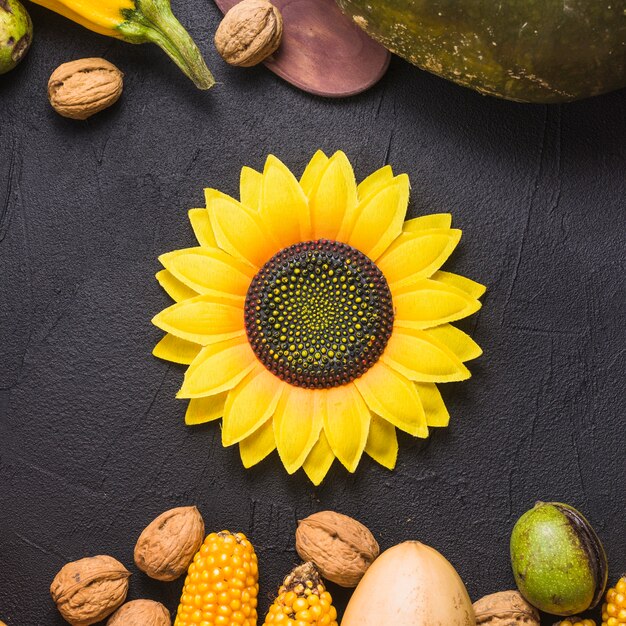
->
left=560, top=620, right=597, bottom=626
left=602, top=577, right=626, bottom=626
left=175, top=531, right=259, bottom=626
left=264, top=562, right=338, bottom=626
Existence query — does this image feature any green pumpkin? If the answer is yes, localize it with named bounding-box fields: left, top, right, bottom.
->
left=336, top=0, right=626, bottom=102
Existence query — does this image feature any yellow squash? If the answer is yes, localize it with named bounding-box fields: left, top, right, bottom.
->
left=342, top=541, right=476, bottom=626
left=31, top=0, right=214, bottom=89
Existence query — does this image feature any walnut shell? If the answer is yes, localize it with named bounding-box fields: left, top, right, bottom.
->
left=48, top=58, right=123, bottom=120
left=295, top=511, right=379, bottom=587
left=106, top=599, right=171, bottom=625
left=134, top=506, right=205, bottom=581
left=50, top=555, right=130, bottom=626
left=473, top=591, right=540, bottom=625
left=214, top=0, right=283, bottom=67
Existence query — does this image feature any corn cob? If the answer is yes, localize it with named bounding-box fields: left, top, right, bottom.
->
left=29, top=0, right=214, bottom=89
left=603, top=576, right=626, bottom=626
left=175, top=530, right=259, bottom=626
left=263, top=562, right=338, bottom=626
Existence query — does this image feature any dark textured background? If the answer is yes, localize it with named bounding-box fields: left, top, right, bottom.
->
left=1, top=2, right=625, bottom=624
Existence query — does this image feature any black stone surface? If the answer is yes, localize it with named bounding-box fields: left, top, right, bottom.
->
left=1, top=3, right=625, bottom=624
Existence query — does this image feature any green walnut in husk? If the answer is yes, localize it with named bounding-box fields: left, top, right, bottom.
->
left=510, top=502, right=608, bottom=616
left=0, top=0, right=32, bottom=74
left=336, top=0, right=626, bottom=103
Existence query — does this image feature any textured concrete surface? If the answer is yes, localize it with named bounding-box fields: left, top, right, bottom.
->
left=1, top=2, right=625, bottom=624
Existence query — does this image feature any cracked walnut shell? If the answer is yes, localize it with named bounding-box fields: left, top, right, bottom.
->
left=296, top=511, right=379, bottom=587
left=134, top=506, right=205, bottom=581
left=107, top=599, right=171, bottom=625
left=473, top=590, right=540, bottom=626
left=214, top=0, right=283, bottom=67
left=48, top=58, right=123, bottom=120
left=50, top=555, right=130, bottom=626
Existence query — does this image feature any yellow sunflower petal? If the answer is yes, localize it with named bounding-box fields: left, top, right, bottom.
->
left=240, top=166, right=263, bottom=210
left=159, top=247, right=255, bottom=296
left=404, top=213, right=452, bottom=231
left=394, top=279, right=482, bottom=329
left=222, top=365, right=284, bottom=446
left=152, top=294, right=245, bottom=345
left=356, top=164, right=394, bottom=201
left=346, top=175, right=410, bottom=260
left=354, top=362, right=428, bottom=438
left=188, top=208, right=217, bottom=248
left=415, top=383, right=450, bottom=427
left=309, top=151, right=358, bottom=240
left=156, top=269, right=198, bottom=302
left=382, top=327, right=470, bottom=382
left=178, top=337, right=256, bottom=398
left=239, top=419, right=276, bottom=468
left=378, top=229, right=462, bottom=289
left=273, top=386, right=323, bottom=474
left=324, top=384, right=371, bottom=472
left=424, top=324, right=483, bottom=362
left=185, top=393, right=228, bottom=425
left=432, top=270, right=486, bottom=299
left=260, top=155, right=311, bottom=246
left=300, top=150, right=329, bottom=198
left=153, top=333, right=202, bottom=365
left=205, top=189, right=277, bottom=268
left=365, top=414, right=398, bottom=469
left=303, top=431, right=335, bottom=486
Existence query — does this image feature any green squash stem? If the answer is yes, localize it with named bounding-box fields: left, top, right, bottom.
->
left=119, top=0, right=215, bottom=89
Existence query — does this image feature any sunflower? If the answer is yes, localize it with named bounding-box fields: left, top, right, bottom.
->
left=152, top=151, right=485, bottom=484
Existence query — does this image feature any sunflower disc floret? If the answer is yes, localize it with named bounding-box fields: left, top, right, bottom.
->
left=244, top=239, right=394, bottom=389
left=152, top=150, right=485, bottom=483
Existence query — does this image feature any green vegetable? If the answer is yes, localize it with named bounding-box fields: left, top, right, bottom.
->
left=510, top=502, right=608, bottom=616
left=336, top=0, right=626, bottom=102
left=0, top=0, right=32, bottom=74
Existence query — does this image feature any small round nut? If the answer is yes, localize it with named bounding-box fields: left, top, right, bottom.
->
left=107, top=599, right=171, bottom=625
left=295, top=511, right=379, bottom=587
left=134, top=506, right=204, bottom=581
left=48, top=58, right=123, bottom=120
left=50, top=555, right=130, bottom=626
left=473, top=590, right=540, bottom=625
left=214, top=0, right=283, bottom=67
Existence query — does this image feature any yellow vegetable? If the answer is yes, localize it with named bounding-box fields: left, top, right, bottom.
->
left=30, top=0, right=214, bottom=89
left=263, top=562, right=338, bottom=625
left=603, top=576, right=626, bottom=625
left=560, top=620, right=596, bottom=626
left=174, top=530, right=259, bottom=625
left=342, top=541, right=475, bottom=626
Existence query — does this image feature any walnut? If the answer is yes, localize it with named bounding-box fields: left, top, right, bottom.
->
left=50, top=555, right=130, bottom=626
left=214, top=0, right=283, bottom=67
left=473, top=591, right=540, bottom=625
left=295, top=511, right=379, bottom=587
left=134, top=506, right=205, bottom=581
left=106, top=599, right=171, bottom=625
left=48, top=58, right=123, bottom=120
